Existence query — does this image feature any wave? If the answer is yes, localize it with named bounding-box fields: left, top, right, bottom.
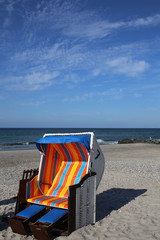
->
left=0, top=141, right=36, bottom=146
left=97, top=139, right=118, bottom=145
left=0, top=142, right=36, bottom=151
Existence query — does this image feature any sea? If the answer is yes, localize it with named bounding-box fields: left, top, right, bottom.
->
left=0, top=128, right=160, bottom=151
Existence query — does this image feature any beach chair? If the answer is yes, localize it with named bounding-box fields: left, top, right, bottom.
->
left=8, top=132, right=105, bottom=240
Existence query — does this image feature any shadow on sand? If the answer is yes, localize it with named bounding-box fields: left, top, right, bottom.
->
left=96, top=188, right=147, bottom=221
left=0, top=197, right=17, bottom=231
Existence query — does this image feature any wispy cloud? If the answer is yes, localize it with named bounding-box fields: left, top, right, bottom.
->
left=63, top=88, right=123, bottom=102
left=5, top=71, right=59, bottom=91
left=106, top=57, right=149, bottom=76
left=127, top=14, right=160, bottom=27
left=0, top=0, right=159, bottom=93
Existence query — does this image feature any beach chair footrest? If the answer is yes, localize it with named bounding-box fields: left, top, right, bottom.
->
left=30, top=208, right=68, bottom=240
left=8, top=204, right=46, bottom=235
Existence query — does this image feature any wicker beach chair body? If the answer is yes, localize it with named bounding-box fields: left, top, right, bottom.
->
left=8, top=132, right=105, bottom=239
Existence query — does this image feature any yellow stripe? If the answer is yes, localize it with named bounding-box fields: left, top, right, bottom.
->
left=59, top=162, right=78, bottom=197
left=58, top=200, right=68, bottom=209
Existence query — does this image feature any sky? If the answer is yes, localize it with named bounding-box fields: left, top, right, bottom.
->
left=0, top=0, right=160, bottom=128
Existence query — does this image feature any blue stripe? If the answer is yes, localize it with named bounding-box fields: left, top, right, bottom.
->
left=61, top=144, right=72, bottom=161
left=51, top=162, right=71, bottom=197
left=74, top=162, right=87, bottom=184
left=27, top=182, right=31, bottom=199
left=75, top=142, right=87, bottom=162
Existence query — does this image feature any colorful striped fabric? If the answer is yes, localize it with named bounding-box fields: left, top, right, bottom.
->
left=38, top=144, right=61, bottom=194
left=27, top=175, right=41, bottom=199
left=27, top=142, right=89, bottom=209
left=27, top=196, right=68, bottom=209
left=46, top=142, right=88, bottom=198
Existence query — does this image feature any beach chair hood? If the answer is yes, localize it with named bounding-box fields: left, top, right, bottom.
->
left=36, top=132, right=105, bottom=189
left=36, top=134, right=91, bottom=152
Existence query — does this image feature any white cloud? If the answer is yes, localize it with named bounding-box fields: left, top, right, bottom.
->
left=128, top=14, right=160, bottom=27
left=106, top=57, right=149, bottom=76
left=5, top=71, right=59, bottom=91
left=64, top=14, right=160, bottom=40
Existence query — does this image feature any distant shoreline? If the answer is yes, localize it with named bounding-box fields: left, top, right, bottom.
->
left=0, top=138, right=160, bottom=152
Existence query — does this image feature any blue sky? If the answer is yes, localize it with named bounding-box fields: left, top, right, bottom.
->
left=0, top=0, right=160, bottom=128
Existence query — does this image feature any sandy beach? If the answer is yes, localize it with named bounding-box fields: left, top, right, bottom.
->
left=0, top=143, right=160, bottom=240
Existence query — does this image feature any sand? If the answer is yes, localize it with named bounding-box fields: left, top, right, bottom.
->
left=0, top=144, right=160, bottom=240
